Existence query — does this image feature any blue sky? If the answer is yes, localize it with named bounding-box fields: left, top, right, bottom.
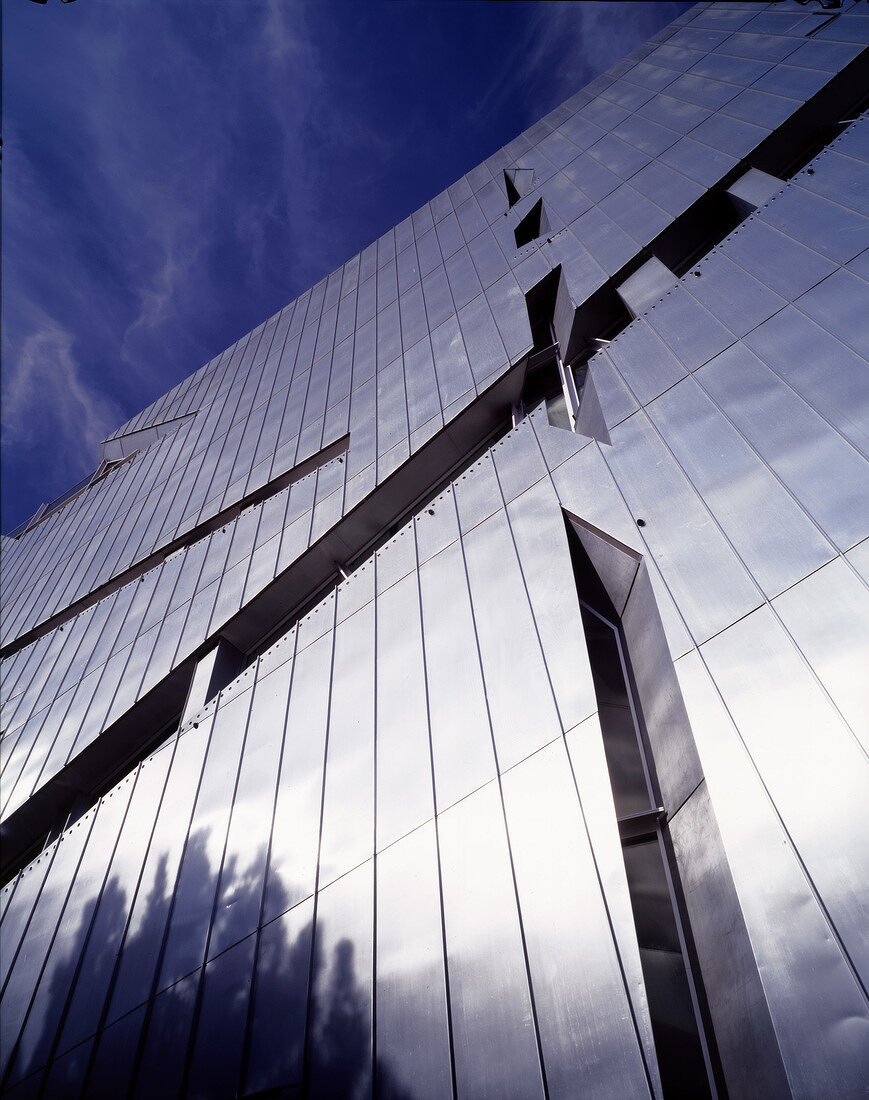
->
left=2, top=0, right=690, bottom=533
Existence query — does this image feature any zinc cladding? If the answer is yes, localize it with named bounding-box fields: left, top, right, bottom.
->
left=2, top=0, right=866, bottom=651
left=2, top=3, right=869, bottom=1099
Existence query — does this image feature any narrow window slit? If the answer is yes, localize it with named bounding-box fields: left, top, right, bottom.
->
left=514, top=199, right=549, bottom=248
left=565, top=522, right=716, bottom=1100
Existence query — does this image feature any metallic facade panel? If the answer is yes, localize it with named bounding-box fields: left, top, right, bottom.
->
left=375, top=823, right=452, bottom=1099
left=771, top=557, right=869, bottom=753
left=646, top=376, right=836, bottom=597
left=675, top=648, right=869, bottom=1097
left=604, top=411, right=763, bottom=643
left=437, top=781, right=544, bottom=1099
left=501, top=740, right=658, bottom=1100
left=700, top=606, right=869, bottom=988
left=3, top=5, right=869, bottom=1095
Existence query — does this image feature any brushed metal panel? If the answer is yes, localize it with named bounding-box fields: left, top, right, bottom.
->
left=617, top=257, right=678, bottom=319
left=157, top=687, right=252, bottom=992
left=186, top=934, right=255, bottom=1100
left=491, top=420, right=548, bottom=506
left=701, top=606, right=869, bottom=986
left=772, top=558, right=869, bottom=754
left=263, top=628, right=332, bottom=922
left=208, top=660, right=292, bottom=960
left=564, top=713, right=660, bottom=1093
left=764, top=186, right=869, bottom=266
left=463, top=509, right=562, bottom=772
left=587, top=351, right=641, bottom=429
left=430, top=316, right=474, bottom=410
left=845, top=537, right=869, bottom=583
left=674, top=647, right=869, bottom=1098
left=130, top=970, right=198, bottom=1099
left=644, top=287, right=735, bottom=374
left=39, top=1034, right=93, bottom=1100
left=667, top=782, right=791, bottom=1100
left=507, top=482, right=599, bottom=735
left=55, top=747, right=174, bottom=1056
left=620, top=561, right=703, bottom=815
left=502, top=740, right=657, bottom=1100
left=606, top=320, right=687, bottom=408
left=453, top=452, right=502, bottom=535
left=374, top=523, right=416, bottom=596
left=438, top=781, right=545, bottom=1100
left=603, top=412, right=762, bottom=644
left=414, top=487, right=460, bottom=568
left=458, top=293, right=508, bottom=388
left=307, top=862, right=374, bottom=1100
left=0, top=809, right=96, bottom=1081
left=796, top=268, right=869, bottom=360
left=418, top=538, right=496, bottom=811
left=243, top=897, right=313, bottom=1097
left=318, top=601, right=375, bottom=889
left=722, top=220, right=837, bottom=301
left=6, top=779, right=135, bottom=1085
left=647, top=376, right=835, bottom=597
left=696, top=344, right=869, bottom=551
left=375, top=824, right=452, bottom=1100
left=688, top=252, right=786, bottom=339
left=375, top=571, right=434, bottom=851
left=106, top=717, right=213, bottom=1026
left=0, top=854, right=58, bottom=995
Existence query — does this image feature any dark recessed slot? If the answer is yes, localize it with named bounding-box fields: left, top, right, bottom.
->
left=747, top=50, right=869, bottom=179
left=521, top=359, right=572, bottom=429
left=521, top=268, right=573, bottom=428
left=558, top=279, right=633, bottom=365
left=580, top=605, right=651, bottom=818
left=622, top=836, right=715, bottom=1100
left=504, top=172, right=521, bottom=207
left=654, top=191, right=742, bottom=277
left=504, top=167, right=534, bottom=209
left=774, top=123, right=844, bottom=179
left=514, top=199, right=549, bottom=247
left=564, top=521, right=715, bottom=1100
left=526, top=267, right=561, bottom=350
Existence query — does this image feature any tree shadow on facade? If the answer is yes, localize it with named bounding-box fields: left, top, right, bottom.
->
left=3, top=834, right=413, bottom=1099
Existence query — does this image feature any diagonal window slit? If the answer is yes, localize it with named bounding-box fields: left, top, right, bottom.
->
left=504, top=168, right=534, bottom=208
left=514, top=198, right=549, bottom=247
left=1, top=366, right=527, bottom=880
left=564, top=518, right=720, bottom=1100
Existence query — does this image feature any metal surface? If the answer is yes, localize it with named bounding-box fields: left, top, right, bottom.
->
left=3, top=4, right=869, bottom=1096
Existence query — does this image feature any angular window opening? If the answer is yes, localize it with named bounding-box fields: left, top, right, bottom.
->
left=517, top=268, right=579, bottom=430
left=566, top=523, right=716, bottom=1100
left=653, top=189, right=743, bottom=277
left=746, top=53, right=868, bottom=180
left=514, top=198, right=549, bottom=248
left=505, top=172, right=521, bottom=207
left=6, top=452, right=140, bottom=540
left=181, top=637, right=246, bottom=727
left=504, top=167, right=534, bottom=208
left=725, top=167, right=784, bottom=218
left=616, top=256, right=678, bottom=319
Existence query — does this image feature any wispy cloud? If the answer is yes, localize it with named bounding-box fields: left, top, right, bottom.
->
left=2, top=1, right=340, bottom=528
left=2, top=1, right=688, bottom=533
left=2, top=309, right=126, bottom=493
left=473, top=2, right=689, bottom=130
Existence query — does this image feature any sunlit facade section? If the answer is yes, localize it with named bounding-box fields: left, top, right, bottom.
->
left=1, top=3, right=868, bottom=1097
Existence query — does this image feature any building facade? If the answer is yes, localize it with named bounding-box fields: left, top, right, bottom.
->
left=2, top=3, right=868, bottom=1097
